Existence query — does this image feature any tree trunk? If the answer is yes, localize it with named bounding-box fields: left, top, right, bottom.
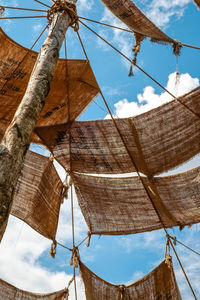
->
left=0, top=0, right=77, bottom=241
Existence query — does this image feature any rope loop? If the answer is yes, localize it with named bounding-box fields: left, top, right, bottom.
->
left=0, top=6, right=5, bottom=17
left=47, top=0, right=79, bottom=31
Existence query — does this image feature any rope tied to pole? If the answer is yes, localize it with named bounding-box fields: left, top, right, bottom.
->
left=47, top=0, right=79, bottom=31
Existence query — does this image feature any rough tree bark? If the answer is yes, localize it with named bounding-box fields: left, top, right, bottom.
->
left=0, top=0, right=77, bottom=241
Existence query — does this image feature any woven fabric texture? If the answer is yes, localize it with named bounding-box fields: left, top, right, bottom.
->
left=100, top=0, right=174, bottom=43
left=0, top=28, right=99, bottom=143
left=36, top=86, right=200, bottom=176
left=0, top=278, right=68, bottom=300
left=11, top=150, right=63, bottom=240
left=73, top=166, right=200, bottom=235
left=194, top=0, right=200, bottom=9
left=80, top=260, right=182, bottom=300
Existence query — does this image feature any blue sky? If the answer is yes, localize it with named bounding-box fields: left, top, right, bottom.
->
left=0, top=0, right=200, bottom=299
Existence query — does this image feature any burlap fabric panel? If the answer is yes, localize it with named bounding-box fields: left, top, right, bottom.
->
left=79, top=260, right=182, bottom=300
left=0, top=28, right=99, bottom=143
left=35, top=86, right=200, bottom=176
left=100, top=0, right=174, bottom=43
left=73, top=166, right=200, bottom=235
left=11, top=150, right=63, bottom=240
left=194, top=0, right=200, bottom=9
left=0, top=278, right=68, bottom=300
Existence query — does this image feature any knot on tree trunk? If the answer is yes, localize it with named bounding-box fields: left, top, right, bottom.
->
left=47, top=0, right=79, bottom=31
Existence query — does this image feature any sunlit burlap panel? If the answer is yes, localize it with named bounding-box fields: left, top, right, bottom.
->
left=194, top=0, right=200, bottom=9
left=36, top=86, right=200, bottom=175
left=100, top=0, right=174, bottom=43
left=73, top=166, right=200, bottom=235
left=11, top=151, right=63, bottom=240
left=80, top=260, right=182, bottom=300
left=0, top=278, right=68, bottom=300
left=0, top=28, right=99, bottom=143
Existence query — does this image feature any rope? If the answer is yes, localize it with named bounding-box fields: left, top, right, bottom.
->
left=63, top=36, right=78, bottom=300
left=76, top=235, right=89, bottom=248
left=79, top=20, right=200, bottom=120
left=46, top=0, right=78, bottom=31
left=181, top=43, right=200, bottom=50
left=78, top=16, right=132, bottom=33
left=57, top=241, right=72, bottom=252
left=165, top=235, right=173, bottom=269
left=63, top=275, right=75, bottom=300
left=167, top=235, right=198, bottom=300
left=49, top=240, right=57, bottom=258
left=169, top=235, right=200, bottom=257
left=101, top=87, right=198, bottom=299
left=0, top=6, right=5, bottom=16
left=76, top=30, right=89, bottom=60
left=0, top=16, right=46, bottom=19
left=0, top=6, right=47, bottom=12
left=78, top=16, right=200, bottom=51
left=33, top=0, right=50, bottom=8
left=73, top=32, right=198, bottom=299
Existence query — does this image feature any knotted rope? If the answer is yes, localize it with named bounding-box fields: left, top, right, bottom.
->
left=165, top=235, right=173, bottom=269
left=85, top=231, right=92, bottom=247
left=119, top=284, right=125, bottom=300
left=49, top=240, right=57, bottom=258
left=61, top=175, right=72, bottom=203
left=47, top=0, right=79, bottom=31
left=62, top=276, right=75, bottom=300
left=69, top=247, right=79, bottom=268
left=129, top=33, right=145, bottom=77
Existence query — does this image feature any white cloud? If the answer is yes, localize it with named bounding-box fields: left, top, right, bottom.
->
left=98, top=9, right=134, bottom=68
left=0, top=215, right=86, bottom=299
left=77, top=0, right=94, bottom=14
left=0, top=154, right=87, bottom=299
left=144, top=0, right=192, bottom=28
left=105, top=72, right=199, bottom=118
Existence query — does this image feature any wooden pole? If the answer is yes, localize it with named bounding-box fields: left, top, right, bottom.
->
left=0, top=0, right=77, bottom=241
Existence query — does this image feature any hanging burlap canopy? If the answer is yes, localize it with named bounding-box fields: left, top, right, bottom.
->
left=0, top=27, right=99, bottom=143
left=35, top=86, right=200, bottom=176
left=73, top=166, right=200, bottom=235
left=11, top=150, right=63, bottom=241
left=80, top=260, right=182, bottom=300
left=0, top=278, right=69, bottom=300
left=100, top=0, right=181, bottom=55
